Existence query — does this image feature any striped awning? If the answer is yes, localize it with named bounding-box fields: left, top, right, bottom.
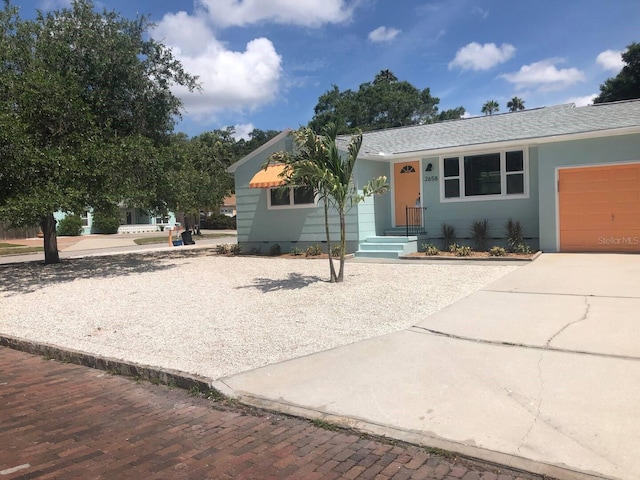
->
left=249, top=164, right=289, bottom=188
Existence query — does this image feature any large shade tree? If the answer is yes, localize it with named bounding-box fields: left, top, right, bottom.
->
left=309, top=70, right=466, bottom=134
left=269, top=124, right=389, bottom=283
left=594, top=42, right=640, bottom=104
left=0, top=0, right=198, bottom=263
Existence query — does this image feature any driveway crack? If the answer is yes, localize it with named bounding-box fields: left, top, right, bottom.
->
left=546, top=296, right=591, bottom=347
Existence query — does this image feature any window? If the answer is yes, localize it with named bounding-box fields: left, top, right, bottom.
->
left=441, top=149, right=527, bottom=201
left=400, top=165, right=416, bottom=173
left=80, top=211, right=89, bottom=227
left=268, top=186, right=316, bottom=208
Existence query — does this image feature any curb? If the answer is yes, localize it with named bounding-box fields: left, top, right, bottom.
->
left=0, top=335, right=215, bottom=394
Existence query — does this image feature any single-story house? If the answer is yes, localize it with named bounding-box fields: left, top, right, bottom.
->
left=54, top=208, right=177, bottom=235
left=220, top=195, right=237, bottom=217
left=228, top=99, right=640, bottom=257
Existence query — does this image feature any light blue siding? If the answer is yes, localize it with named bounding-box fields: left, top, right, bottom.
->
left=418, top=149, right=540, bottom=249
left=354, top=160, right=391, bottom=240
left=537, top=133, right=640, bottom=252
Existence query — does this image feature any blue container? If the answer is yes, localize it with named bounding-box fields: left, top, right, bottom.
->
left=172, top=240, right=183, bottom=246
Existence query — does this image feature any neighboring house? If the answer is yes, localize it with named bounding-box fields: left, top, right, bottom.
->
left=227, top=100, right=640, bottom=257
left=220, top=195, right=237, bottom=217
left=54, top=208, right=177, bottom=235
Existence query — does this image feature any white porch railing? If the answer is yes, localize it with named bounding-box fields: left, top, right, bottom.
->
left=117, top=224, right=161, bottom=234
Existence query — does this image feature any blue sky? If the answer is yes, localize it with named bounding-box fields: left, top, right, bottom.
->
left=16, top=0, right=640, bottom=138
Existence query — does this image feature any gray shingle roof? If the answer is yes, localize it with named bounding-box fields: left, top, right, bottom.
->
left=344, top=100, right=640, bottom=157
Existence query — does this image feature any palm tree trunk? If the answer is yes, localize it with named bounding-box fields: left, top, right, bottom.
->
left=323, top=199, right=337, bottom=282
left=337, top=211, right=346, bottom=283
left=41, top=214, right=60, bottom=265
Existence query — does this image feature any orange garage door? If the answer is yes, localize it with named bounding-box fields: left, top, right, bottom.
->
left=559, top=163, right=640, bottom=252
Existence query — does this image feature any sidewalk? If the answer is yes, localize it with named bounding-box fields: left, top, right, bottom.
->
left=216, top=254, right=640, bottom=480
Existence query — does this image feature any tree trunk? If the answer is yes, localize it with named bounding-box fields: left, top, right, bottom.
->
left=337, top=211, right=346, bottom=283
left=41, top=214, right=60, bottom=264
left=323, top=198, right=337, bottom=282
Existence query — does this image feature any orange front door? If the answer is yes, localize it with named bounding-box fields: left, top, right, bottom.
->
left=559, top=163, right=640, bottom=252
left=394, top=161, right=420, bottom=226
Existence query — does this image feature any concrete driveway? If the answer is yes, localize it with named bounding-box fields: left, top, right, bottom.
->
left=216, top=254, right=640, bottom=480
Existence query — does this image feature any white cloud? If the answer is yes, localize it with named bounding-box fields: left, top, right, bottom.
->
left=448, top=42, right=515, bottom=71
left=471, top=7, right=489, bottom=19
left=232, top=123, right=255, bottom=141
left=596, top=49, right=624, bottom=72
left=501, top=59, right=585, bottom=91
left=566, top=94, right=597, bottom=107
left=368, top=26, right=400, bottom=43
left=197, top=0, right=355, bottom=28
left=153, top=12, right=282, bottom=118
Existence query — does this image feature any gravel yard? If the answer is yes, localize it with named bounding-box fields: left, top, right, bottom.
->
left=0, top=250, right=517, bottom=380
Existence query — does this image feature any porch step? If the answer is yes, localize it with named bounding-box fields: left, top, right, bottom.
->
left=355, top=236, right=418, bottom=259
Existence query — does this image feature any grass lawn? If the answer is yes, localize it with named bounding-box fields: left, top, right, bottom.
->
left=0, top=244, right=44, bottom=256
left=134, top=232, right=235, bottom=246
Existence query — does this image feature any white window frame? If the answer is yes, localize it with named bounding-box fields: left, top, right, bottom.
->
left=439, top=148, right=529, bottom=202
left=267, top=186, right=317, bottom=210
left=80, top=211, right=89, bottom=227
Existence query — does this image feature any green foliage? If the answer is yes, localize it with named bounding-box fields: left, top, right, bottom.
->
left=229, top=244, right=241, bottom=255
left=422, top=243, right=440, bottom=256
left=513, top=243, right=532, bottom=254
left=507, top=97, right=525, bottom=112
left=455, top=245, right=472, bottom=257
left=489, top=246, right=507, bottom=257
left=308, top=70, right=465, bottom=134
left=56, top=215, right=83, bottom=236
left=469, top=219, right=490, bottom=251
left=330, top=244, right=343, bottom=257
left=215, top=244, right=230, bottom=255
left=91, top=206, right=121, bottom=234
left=269, top=243, right=282, bottom=256
left=505, top=218, right=525, bottom=249
left=290, top=246, right=303, bottom=256
left=449, top=242, right=460, bottom=253
left=201, top=213, right=236, bottom=230
left=481, top=100, right=500, bottom=115
left=306, top=244, right=323, bottom=257
left=594, top=42, right=640, bottom=103
left=441, top=223, right=456, bottom=250
left=0, top=0, right=198, bottom=263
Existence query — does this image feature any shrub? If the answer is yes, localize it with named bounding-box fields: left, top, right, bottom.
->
left=422, top=243, right=439, bottom=256
left=269, top=243, right=282, bottom=256
left=215, top=243, right=230, bottom=255
left=470, top=219, right=490, bottom=251
left=91, top=208, right=120, bottom=234
left=449, top=242, right=460, bottom=253
left=229, top=244, right=241, bottom=255
left=455, top=245, right=472, bottom=257
left=505, top=218, right=524, bottom=250
left=56, top=215, right=83, bottom=236
left=489, top=246, right=507, bottom=257
left=200, top=213, right=237, bottom=230
left=306, top=244, right=323, bottom=256
left=513, top=243, right=532, bottom=254
left=330, top=244, right=342, bottom=257
left=290, top=246, right=303, bottom=256
left=441, top=223, right=456, bottom=250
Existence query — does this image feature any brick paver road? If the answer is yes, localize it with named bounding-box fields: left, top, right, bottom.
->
left=1, top=347, right=546, bottom=479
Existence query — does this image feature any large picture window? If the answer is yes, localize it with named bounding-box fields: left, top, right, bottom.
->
left=268, top=186, right=316, bottom=209
left=441, top=149, right=527, bottom=201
